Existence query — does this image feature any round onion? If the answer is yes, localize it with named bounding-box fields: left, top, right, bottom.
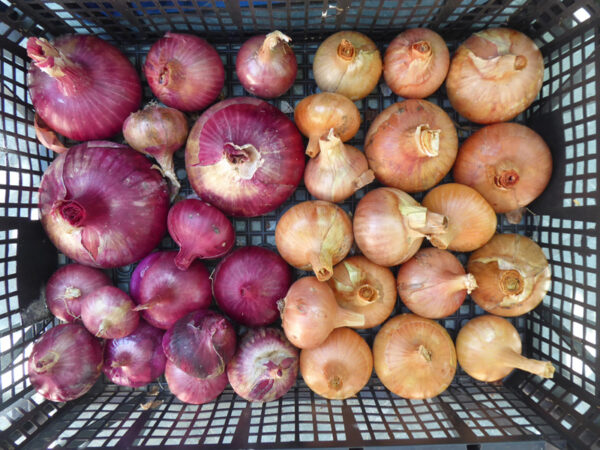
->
left=80, top=286, right=139, bottom=339
left=129, top=251, right=162, bottom=303
left=39, top=141, right=169, bottom=269
left=28, top=323, right=103, bottom=402
left=185, top=97, right=305, bottom=217
left=26, top=35, right=141, bottom=141
left=166, top=361, right=227, bottom=405
left=383, top=28, right=450, bottom=98
left=365, top=99, right=458, bottom=193
left=227, top=327, right=299, bottom=403
left=446, top=27, right=544, bottom=124
left=213, top=246, right=292, bottom=327
left=144, top=32, right=224, bottom=112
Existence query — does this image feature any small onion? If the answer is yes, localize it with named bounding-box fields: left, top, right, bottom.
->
left=166, top=361, right=227, bottom=405
left=80, top=286, right=139, bottom=339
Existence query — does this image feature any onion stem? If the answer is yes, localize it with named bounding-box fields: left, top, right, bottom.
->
left=223, top=142, right=263, bottom=180
left=418, top=344, right=432, bottom=362
left=63, top=286, right=81, bottom=300
left=498, top=347, right=554, bottom=378
left=334, top=307, right=365, bottom=328
left=35, top=351, right=60, bottom=373
left=414, top=124, right=441, bottom=157
left=411, top=41, right=432, bottom=57
left=494, top=169, right=520, bottom=189
left=400, top=205, right=448, bottom=236
left=56, top=200, right=87, bottom=227
left=337, top=39, right=355, bottom=61
left=258, top=30, right=292, bottom=63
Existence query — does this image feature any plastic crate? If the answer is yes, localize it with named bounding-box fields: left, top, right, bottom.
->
left=0, top=0, right=598, bottom=449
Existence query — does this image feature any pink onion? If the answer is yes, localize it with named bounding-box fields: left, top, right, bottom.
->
left=133, top=251, right=212, bottom=330
left=213, top=246, right=292, bottom=327
left=163, top=310, right=236, bottom=378
left=185, top=97, right=305, bottom=217
left=236, top=31, right=297, bottom=98
left=39, top=141, right=169, bottom=268
left=45, top=263, right=111, bottom=322
left=27, top=35, right=141, bottom=141
left=227, top=328, right=298, bottom=403
left=167, top=199, right=235, bottom=270
left=28, top=323, right=103, bottom=402
left=103, top=320, right=166, bottom=388
left=144, top=32, right=224, bottom=112
left=165, top=361, right=227, bottom=405
left=80, top=286, right=139, bottom=339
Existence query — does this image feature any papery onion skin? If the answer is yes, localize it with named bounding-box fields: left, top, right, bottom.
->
left=213, top=246, right=292, bottom=327
left=373, top=314, right=456, bottom=399
left=144, top=32, right=224, bottom=112
left=46, top=263, right=112, bottom=322
left=446, top=28, right=544, bottom=124
left=300, top=327, right=372, bottom=400
left=35, top=114, right=68, bottom=154
left=166, top=360, right=227, bottom=405
left=39, top=141, right=169, bottom=269
left=467, top=233, right=551, bottom=317
left=397, top=248, right=476, bottom=319
left=185, top=97, right=305, bottom=217
left=384, top=28, right=450, bottom=98
left=227, top=327, right=299, bottom=403
left=81, top=286, right=139, bottom=339
left=275, top=201, right=353, bottom=281
left=28, top=323, right=103, bottom=402
left=27, top=35, right=141, bottom=141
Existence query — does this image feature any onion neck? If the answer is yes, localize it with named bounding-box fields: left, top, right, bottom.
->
left=334, top=306, right=365, bottom=328
left=35, top=351, right=60, bottom=373
left=411, top=41, right=432, bottom=59
left=413, top=124, right=440, bottom=157
left=499, top=270, right=525, bottom=307
left=441, top=273, right=478, bottom=295
left=258, top=30, right=292, bottom=63
left=317, top=129, right=345, bottom=161
left=399, top=205, right=448, bottom=238
left=497, top=347, right=555, bottom=378
left=309, top=253, right=334, bottom=282
left=427, top=227, right=457, bottom=250
left=338, top=261, right=382, bottom=307
left=55, top=200, right=87, bottom=227
left=418, top=345, right=432, bottom=362
left=337, top=39, right=355, bottom=61
left=152, top=157, right=180, bottom=201
left=494, top=169, right=520, bottom=190
left=323, top=362, right=348, bottom=392
left=158, top=60, right=184, bottom=88
left=223, top=142, right=263, bottom=180
left=63, top=286, right=81, bottom=300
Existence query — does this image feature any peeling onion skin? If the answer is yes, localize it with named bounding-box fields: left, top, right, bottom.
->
left=446, top=28, right=544, bottom=124
left=165, top=361, right=227, bottom=405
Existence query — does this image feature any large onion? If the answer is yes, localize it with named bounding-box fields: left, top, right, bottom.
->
left=166, top=361, right=227, bottom=405
left=80, top=286, right=139, bottom=339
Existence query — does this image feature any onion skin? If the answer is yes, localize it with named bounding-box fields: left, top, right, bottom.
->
left=144, top=32, right=224, bottom=112
left=397, top=248, right=477, bottom=319
left=422, top=183, right=497, bottom=252
left=81, top=286, right=139, bottom=339
left=213, top=246, right=292, bottom=327
left=275, top=201, right=353, bottom=281
left=384, top=28, right=450, bottom=98
left=166, top=361, right=227, bottom=405
left=446, top=28, right=544, bottom=124
left=313, top=31, right=382, bottom=100
left=34, top=114, right=68, bottom=154
left=373, top=314, right=456, bottom=399
left=300, top=328, right=372, bottom=400
left=227, top=327, right=299, bottom=403
left=39, top=141, right=169, bottom=269
left=467, top=234, right=551, bottom=317
left=129, top=251, right=162, bottom=303
left=353, top=188, right=448, bottom=267
left=328, top=256, right=396, bottom=329
left=457, top=315, right=555, bottom=382
left=186, top=97, right=305, bottom=217
left=28, top=323, right=103, bottom=402
left=45, top=264, right=112, bottom=322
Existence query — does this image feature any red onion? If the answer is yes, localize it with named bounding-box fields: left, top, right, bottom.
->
left=167, top=199, right=235, bottom=270
left=236, top=31, right=297, bottom=98
left=165, top=361, right=227, bottom=405
left=129, top=251, right=162, bottom=303
left=34, top=114, right=68, bottom=154
left=144, top=32, right=224, bottom=112
left=227, top=328, right=298, bottom=403
left=212, top=246, right=292, bottom=327
left=27, top=35, right=141, bottom=141
left=28, top=323, right=103, bottom=402
left=133, top=251, right=212, bottom=330
left=185, top=97, right=305, bottom=217
left=45, top=263, right=111, bottom=322
left=39, top=141, right=169, bottom=268
left=163, top=310, right=236, bottom=378
left=81, top=286, right=139, bottom=339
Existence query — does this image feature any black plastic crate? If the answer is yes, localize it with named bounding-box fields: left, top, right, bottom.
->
left=0, top=1, right=598, bottom=449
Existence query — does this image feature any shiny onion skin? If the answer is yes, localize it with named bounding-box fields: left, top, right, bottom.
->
left=129, top=251, right=162, bottom=303
left=313, top=31, right=382, bottom=100
left=165, top=361, right=227, bottom=405
left=397, top=248, right=477, bottom=319
left=453, top=123, right=552, bottom=222
left=185, top=97, right=305, bottom=217
left=383, top=28, right=450, bottom=98
left=328, top=256, right=396, bottom=329
left=236, top=31, right=297, bottom=98
left=365, top=99, right=458, bottom=193
left=422, top=183, right=497, bottom=252
left=456, top=315, right=555, bottom=382
left=27, top=35, right=141, bottom=141
left=373, top=314, right=456, bottom=399
left=80, top=286, right=139, bottom=339
left=353, top=188, right=448, bottom=267
left=300, top=328, right=372, bottom=400
left=467, top=234, right=551, bottom=317
left=144, top=32, right=224, bottom=112
left=39, top=141, right=169, bottom=269
left=446, top=28, right=544, bottom=124
left=275, top=201, right=353, bottom=281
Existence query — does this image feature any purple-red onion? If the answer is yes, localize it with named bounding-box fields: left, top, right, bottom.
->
left=27, top=35, right=141, bottom=141
left=129, top=251, right=162, bottom=303
left=213, top=246, right=292, bottom=327
left=165, top=361, right=227, bottom=405
left=28, top=323, right=103, bottom=402
left=227, top=328, right=298, bottom=403
left=236, top=31, right=298, bottom=98
left=80, top=286, right=139, bottom=339
left=34, top=113, right=68, bottom=154
left=144, top=32, right=224, bottom=112
left=185, top=97, right=305, bottom=217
